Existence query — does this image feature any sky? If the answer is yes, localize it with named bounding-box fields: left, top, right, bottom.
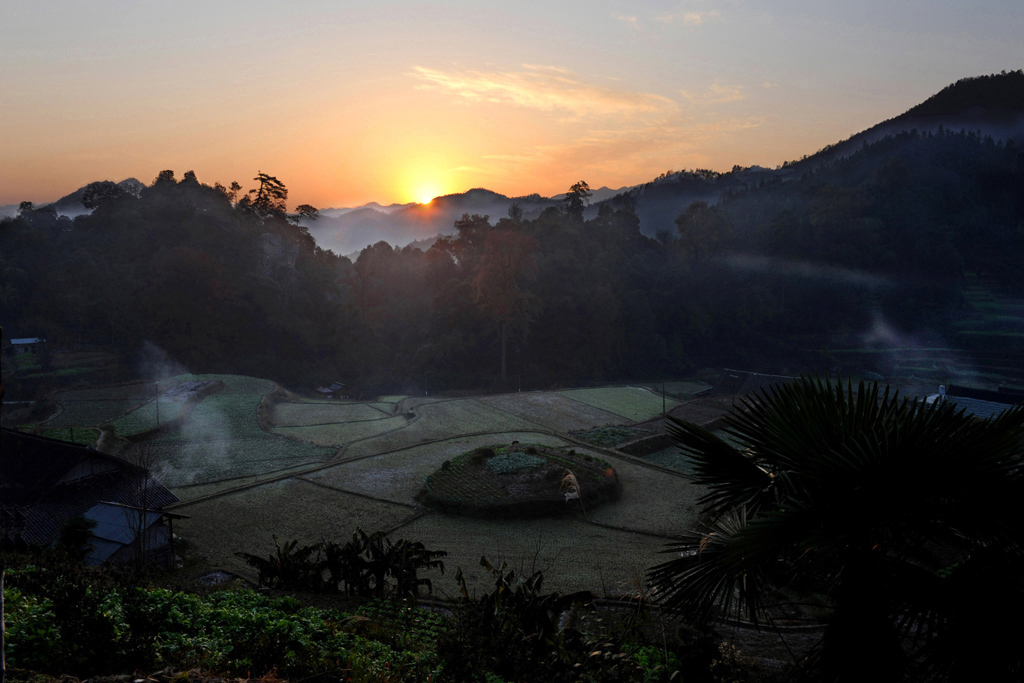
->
left=2, top=1, right=1022, bottom=208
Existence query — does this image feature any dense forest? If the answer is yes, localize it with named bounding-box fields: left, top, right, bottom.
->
left=3, top=127, right=1023, bottom=394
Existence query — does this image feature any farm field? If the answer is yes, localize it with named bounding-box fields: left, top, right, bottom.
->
left=45, top=398, right=146, bottom=428
left=586, top=459, right=701, bottom=537
left=392, top=514, right=673, bottom=597
left=269, top=401, right=392, bottom=426
left=149, top=437, right=334, bottom=487
left=657, top=380, right=712, bottom=397
left=478, top=392, right=628, bottom=432
left=272, top=415, right=408, bottom=446
left=337, top=399, right=542, bottom=457
left=117, top=374, right=708, bottom=595
left=171, top=478, right=417, bottom=578
left=170, top=462, right=325, bottom=503
left=41, top=382, right=181, bottom=429
left=305, top=432, right=571, bottom=504
left=644, top=446, right=697, bottom=474
left=558, top=387, right=681, bottom=422
left=101, top=374, right=334, bottom=486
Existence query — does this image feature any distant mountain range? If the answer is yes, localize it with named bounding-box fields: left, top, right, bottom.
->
left=0, top=177, right=144, bottom=220
left=307, top=185, right=630, bottom=255
left=7, top=71, right=1022, bottom=256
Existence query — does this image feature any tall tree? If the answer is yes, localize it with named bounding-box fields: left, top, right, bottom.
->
left=674, top=200, right=731, bottom=264
left=238, top=172, right=288, bottom=220
left=563, top=180, right=591, bottom=222
left=473, top=230, right=537, bottom=383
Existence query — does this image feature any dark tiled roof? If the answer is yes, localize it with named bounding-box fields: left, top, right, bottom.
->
left=945, top=396, right=1021, bottom=420
left=1, top=429, right=178, bottom=547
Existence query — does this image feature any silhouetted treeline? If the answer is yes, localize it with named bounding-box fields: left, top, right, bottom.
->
left=3, top=128, right=1023, bottom=393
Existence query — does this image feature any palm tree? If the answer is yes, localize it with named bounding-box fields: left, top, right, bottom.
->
left=649, top=377, right=1024, bottom=682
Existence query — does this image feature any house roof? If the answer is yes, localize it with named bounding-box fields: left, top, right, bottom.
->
left=10, top=338, right=43, bottom=345
left=1, top=429, right=178, bottom=547
left=84, top=502, right=164, bottom=545
left=944, top=395, right=1020, bottom=420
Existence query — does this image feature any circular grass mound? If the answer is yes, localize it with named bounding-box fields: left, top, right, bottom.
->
left=421, top=442, right=620, bottom=518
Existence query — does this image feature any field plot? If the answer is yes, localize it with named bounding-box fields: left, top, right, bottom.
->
left=644, top=447, right=697, bottom=475
left=270, top=401, right=391, bottom=426
left=306, top=432, right=571, bottom=504
left=111, top=399, right=190, bottom=436
left=339, top=399, right=542, bottom=457
left=377, top=395, right=409, bottom=404
left=45, top=399, right=146, bottom=428
left=43, top=383, right=170, bottom=428
left=149, top=437, right=334, bottom=487
left=657, top=381, right=712, bottom=398
left=173, top=478, right=415, bottom=579
left=108, top=374, right=335, bottom=486
left=558, top=387, right=680, bottom=423
left=395, top=514, right=671, bottom=596
left=147, top=376, right=273, bottom=444
left=171, top=462, right=323, bottom=503
left=668, top=398, right=732, bottom=427
left=273, top=415, right=407, bottom=446
left=586, top=459, right=700, bottom=537
left=642, top=429, right=740, bottom=474
left=479, top=392, right=627, bottom=432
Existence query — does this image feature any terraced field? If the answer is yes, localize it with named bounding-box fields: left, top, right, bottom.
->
left=558, top=387, right=680, bottom=422
left=305, top=432, right=569, bottom=504
left=42, top=383, right=174, bottom=429
left=272, top=415, right=409, bottom=447
left=337, top=399, right=542, bottom=457
left=150, top=376, right=703, bottom=595
left=393, top=515, right=670, bottom=596
left=479, top=392, right=627, bottom=431
left=173, top=479, right=416, bottom=578
left=270, top=401, right=392, bottom=426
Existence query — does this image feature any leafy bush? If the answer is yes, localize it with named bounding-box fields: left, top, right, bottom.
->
left=236, top=530, right=447, bottom=599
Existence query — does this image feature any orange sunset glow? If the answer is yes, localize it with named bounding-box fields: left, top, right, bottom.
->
left=2, top=2, right=1021, bottom=209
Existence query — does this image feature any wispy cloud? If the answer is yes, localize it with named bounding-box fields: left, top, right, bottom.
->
left=410, top=65, right=677, bottom=121
left=447, top=165, right=488, bottom=174
left=656, top=9, right=720, bottom=25
left=612, top=13, right=641, bottom=30
left=681, top=83, right=745, bottom=104
left=481, top=116, right=763, bottom=177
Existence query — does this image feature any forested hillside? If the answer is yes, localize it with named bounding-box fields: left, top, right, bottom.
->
left=3, top=128, right=1023, bottom=394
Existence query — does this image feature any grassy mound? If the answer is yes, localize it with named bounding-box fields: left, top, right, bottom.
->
left=421, top=442, right=620, bottom=518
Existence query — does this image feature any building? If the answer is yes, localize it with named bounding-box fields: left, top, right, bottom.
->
left=927, top=384, right=1024, bottom=419
left=7, top=337, right=45, bottom=354
left=0, top=428, right=182, bottom=566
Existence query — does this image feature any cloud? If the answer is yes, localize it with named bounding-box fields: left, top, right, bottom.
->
left=612, top=13, right=641, bottom=30
left=480, top=115, right=763, bottom=178
left=680, top=83, right=745, bottom=104
left=656, top=9, right=720, bottom=25
left=410, top=65, right=678, bottom=121
left=447, top=165, right=488, bottom=174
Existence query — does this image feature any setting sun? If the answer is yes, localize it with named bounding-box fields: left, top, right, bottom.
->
left=416, top=188, right=438, bottom=204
